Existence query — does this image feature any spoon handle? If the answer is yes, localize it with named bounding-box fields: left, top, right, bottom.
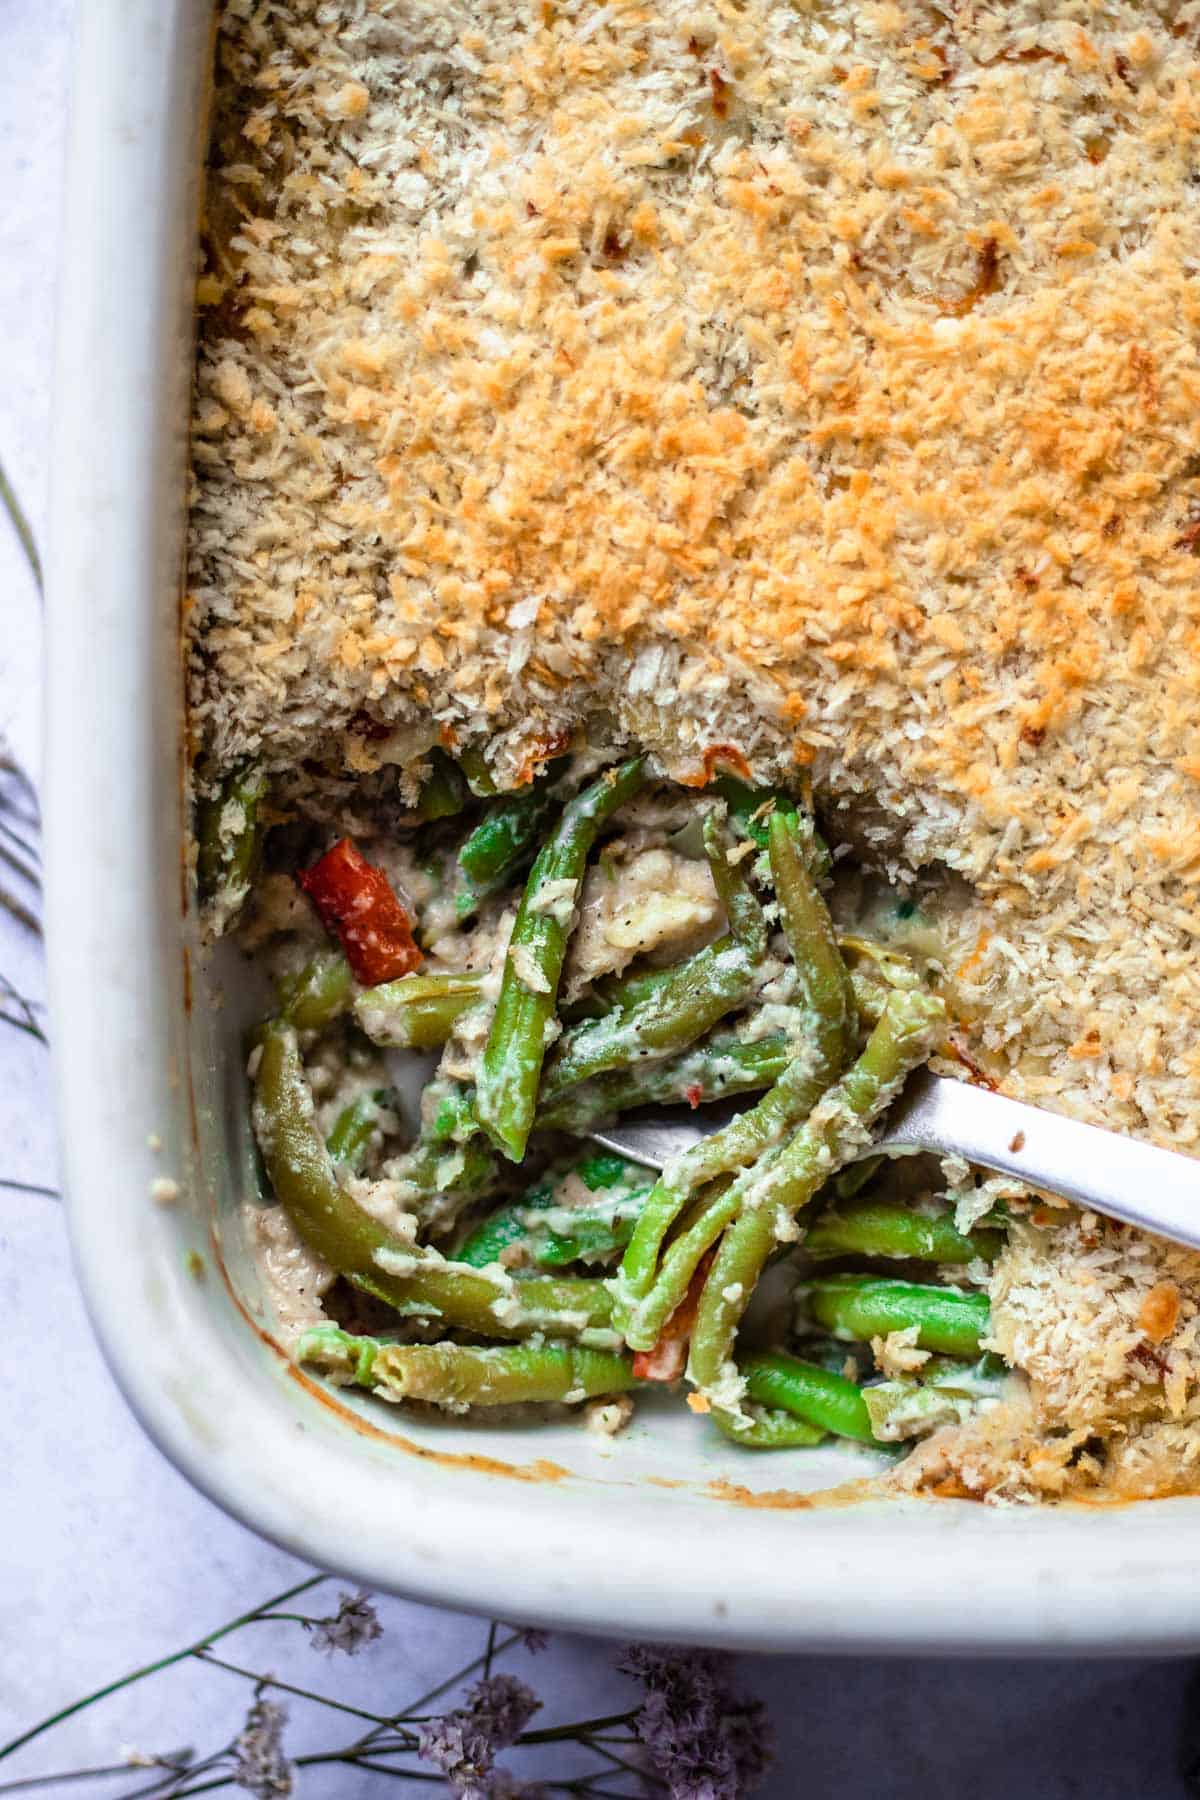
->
left=888, top=1071, right=1200, bottom=1252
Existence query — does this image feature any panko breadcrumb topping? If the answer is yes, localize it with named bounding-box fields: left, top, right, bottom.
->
left=188, top=0, right=1200, bottom=1149
left=891, top=1211, right=1200, bottom=1502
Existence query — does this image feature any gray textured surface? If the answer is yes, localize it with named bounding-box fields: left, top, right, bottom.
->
left=0, top=6, right=1194, bottom=1796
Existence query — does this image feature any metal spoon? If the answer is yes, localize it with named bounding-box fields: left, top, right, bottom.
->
left=590, top=1068, right=1200, bottom=1252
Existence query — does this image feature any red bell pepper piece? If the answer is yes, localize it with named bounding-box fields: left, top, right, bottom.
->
left=632, top=1254, right=714, bottom=1385
left=298, top=838, right=422, bottom=986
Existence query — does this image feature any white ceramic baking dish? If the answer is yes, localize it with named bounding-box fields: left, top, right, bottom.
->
left=43, top=0, right=1200, bottom=1653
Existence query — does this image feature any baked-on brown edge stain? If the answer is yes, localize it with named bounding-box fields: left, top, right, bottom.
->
left=182, top=945, right=201, bottom=1161
left=207, top=1226, right=1200, bottom=1512
left=708, top=1475, right=884, bottom=1512
left=709, top=1478, right=1200, bottom=1513
left=211, top=1218, right=894, bottom=1505
left=213, top=1213, right=896, bottom=1505
left=211, top=1225, right=570, bottom=1485
left=178, top=941, right=201, bottom=1164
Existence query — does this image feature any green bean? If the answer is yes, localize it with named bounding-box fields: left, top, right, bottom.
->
left=457, top=1203, right=554, bottom=1271
left=804, top=1197, right=1004, bottom=1265
left=838, top=936, right=925, bottom=1040
left=790, top=1335, right=873, bottom=1376
left=475, top=758, right=646, bottom=1161
left=454, top=764, right=569, bottom=920
left=616, top=810, right=853, bottom=1317
left=457, top=1150, right=652, bottom=1270
left=457, top=746, right=500, bottom=797
left=831, top=1156, right=883, bottom=1199
left=619, top=1181, right=740, bottom=1354
left=570, top=961, right=681, bottom=1022
left=740, top=1351, right=875, bottom=1443
left=708, top=809, right=774, bottom=942
left=353, top=1252, right=617, bottom=1340
left=927, top=1350, right=1006, bottom=1381
left=711, top=776, right=833, bottom=876
left=253, top=1022, right=613, bottom=1339
left=861, top=1380, right=968, bottom=1443
left=196, top=762, right=268, bottom=918
left=685, top=988, right=945, bottom=1416
left=862, top=1354, right=1006, bottom=1443
left=571, top=825, right=822, bottom=1023
left=561, top=877, right=739, bottom=1026
left=354, top=971, right=484, bottom=1051
left=390, top=1137, right=500, bottom=1214
left=711, top=775, right=793, bottom=848
left=383, top=1081, right=500, bottom=1216
left=709, top=1406, right=826, bottom=1449
left=533, top=1030, right=791, bottom=1136
left=278, top=951, right=355, bottom=1032
left=770, top=810, right=856, bottom=1051
left=539, top=816, right=766, bottom=1105
left=800, top=1274, right=989, bottom=1359
left=326, top=1088, right=390, bottom=1174
left=531, top=1215, right=639, bottom=1268
left=424, top=1079, right=478, bottom=1144
left=416, top=748, right=470, bottom=820
left=562, top=947, right=781, bottom=1029
left=299, top=1327, right=638, bottom=1409
left=375, top=1076, right=485, bottom=1206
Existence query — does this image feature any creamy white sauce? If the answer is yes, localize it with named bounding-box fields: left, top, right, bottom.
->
left=244, top=1201, right=335, bottom=1350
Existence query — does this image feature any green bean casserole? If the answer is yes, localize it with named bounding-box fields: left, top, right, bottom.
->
left=187, top=0, right=1200, bottom=1504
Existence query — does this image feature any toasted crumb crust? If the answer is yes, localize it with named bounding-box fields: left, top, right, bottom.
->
left=187, top=0, right=1200, bottom=1148
left=889, top=1210, right=1200, bottom=1502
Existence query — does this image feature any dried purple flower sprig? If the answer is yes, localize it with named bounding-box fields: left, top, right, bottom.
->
left=619, top=1649, right=772, bottom=1800
left=304, top=1589, right=383, bottom=1657
left=417, top=1673, right=541, bottom=1797
left=0, top=1570, right=774, bottom=1800
left=231, top=1697, right=291, bottom=1800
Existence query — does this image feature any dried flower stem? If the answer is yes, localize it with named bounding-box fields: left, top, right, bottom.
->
left=0, top=814, right=39, bottom=866
left=482, top=1620, right=499, bottom=1681
left=0, top=453, right=42, bottom=592
left=0, top=1016, right=44, bottom=1044
left=0, top=1007, right=47, bottom=1047
left=0, top=840, right=38, bottom=890
left=0, top=1766, right=155, bottom=1794
left=0, top=889, right=40, bottom=935
left=521, top=1713, right=638, bottom=1743
left=390, top=1632, right=524, bottom=1721
left=0, top=1612, right=693, bottom=1800
left=169, top=1766, right=447, bottom=1796
left=0, top=748, right=42, bottom=937
left=0, top=972, right=44, bottom=1021
left=0, top=1577, right=327, bottom=1766
left=194, top=1650, right=398, bottom=1730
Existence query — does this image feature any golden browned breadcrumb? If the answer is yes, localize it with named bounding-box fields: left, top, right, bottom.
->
left=188, top=0, right=1200, bottom=1149
left=889, top=1211, right=1200, bottom=1502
